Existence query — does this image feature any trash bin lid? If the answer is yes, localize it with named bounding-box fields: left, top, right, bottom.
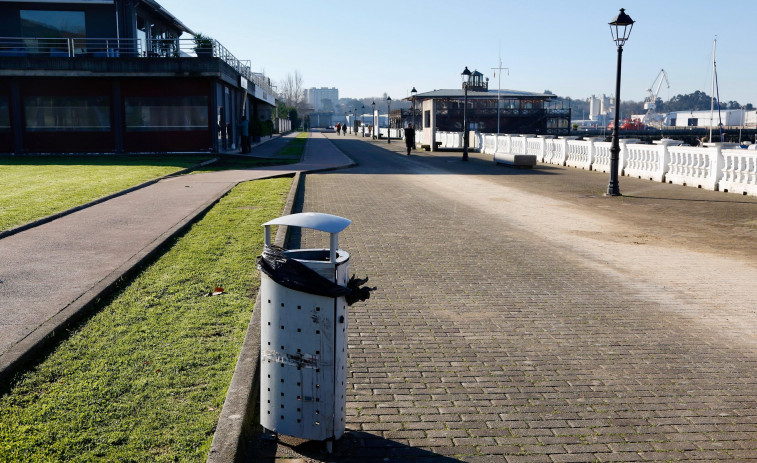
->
left=263, top=212, right=351, bottom=234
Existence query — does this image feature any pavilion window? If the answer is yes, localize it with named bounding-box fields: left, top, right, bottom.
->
left=125, top=96, right=208, bottom=131
left=24, top=96, right=110, bottom=132
left=0, top=97, right=9, bottom=131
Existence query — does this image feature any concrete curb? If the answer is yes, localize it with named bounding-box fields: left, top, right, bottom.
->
left=0, top=157, right=219, bottom=240
left=0, top=177, right=235, bottom=383
left=206, top=172, right=304, bottom=463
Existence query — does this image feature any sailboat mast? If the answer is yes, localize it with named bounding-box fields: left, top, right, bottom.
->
left=709, top=38, right=716, bottom=143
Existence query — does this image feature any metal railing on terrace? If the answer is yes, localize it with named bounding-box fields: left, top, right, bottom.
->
left=0, top=36, right=276, bottom=96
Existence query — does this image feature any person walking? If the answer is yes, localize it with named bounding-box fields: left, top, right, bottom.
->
left=404, top=123, right=415, bottom=156
left=237, top=116, right=250, bottom=153
left=335, top=122, right=341, bottom=135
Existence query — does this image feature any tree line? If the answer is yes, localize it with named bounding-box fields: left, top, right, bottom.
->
left=276, top=70, right=415, bottom=129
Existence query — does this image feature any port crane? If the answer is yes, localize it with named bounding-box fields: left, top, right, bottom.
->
left=644, top=69, right=670, bottom=127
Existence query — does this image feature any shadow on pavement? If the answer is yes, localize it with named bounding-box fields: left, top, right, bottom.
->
left=243, top=428, right=464, bottom=463
left=328, top=138, right=559, bottom=177
left=622, top=194, right=757, bottom=205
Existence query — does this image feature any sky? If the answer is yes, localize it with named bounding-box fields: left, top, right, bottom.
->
left=156, top=0, right=757, bottom=105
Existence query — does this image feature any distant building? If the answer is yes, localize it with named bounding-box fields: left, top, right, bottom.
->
left=665, top=109, right=747, bottom=128
left=304, top=87, right=338, bottom=112
left=309, top=112, right=333, bottom=128
left=0, top=0, right=276, bottom=154
left=411, top=70, right=570, bottom=150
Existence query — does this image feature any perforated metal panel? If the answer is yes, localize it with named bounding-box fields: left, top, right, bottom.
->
left=260, top=248, right=350, bottom=441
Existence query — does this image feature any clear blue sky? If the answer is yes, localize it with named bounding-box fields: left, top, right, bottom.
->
left=157, top=0, right=757, bottom=105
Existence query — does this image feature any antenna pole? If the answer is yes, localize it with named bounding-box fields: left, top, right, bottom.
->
left=491, top=58, right=509, bottom=137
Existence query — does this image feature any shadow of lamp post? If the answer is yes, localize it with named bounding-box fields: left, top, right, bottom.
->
left=607, top=8, right=634, bottom=196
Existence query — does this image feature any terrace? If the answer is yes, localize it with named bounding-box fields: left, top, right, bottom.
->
left=0, top=36, right=275, bottom=96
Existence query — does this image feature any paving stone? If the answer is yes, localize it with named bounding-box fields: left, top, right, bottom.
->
left=249, top=134, right=757, bottom=461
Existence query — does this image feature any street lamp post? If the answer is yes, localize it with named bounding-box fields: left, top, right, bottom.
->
left=361, top=105, right=365, bottom=135
left=386, top=96, right=392, bottom=144
left=461, top=66, right=472, bottom=161
left=371, top=101, right=376, bottom=139
left=411, top=87, right=417, bottom=129
left=607, top=8, right=634, bottom=196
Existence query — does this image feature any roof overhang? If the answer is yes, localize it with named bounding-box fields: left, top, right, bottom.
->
left=140, top=0, right=194, bottom=35
left=408, top=89, right=557, bottom=100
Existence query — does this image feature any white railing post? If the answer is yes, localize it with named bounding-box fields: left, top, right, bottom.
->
left=657, top=140, right=675, bottom=183
left=710, top=146, right=725, bottom=191
left=618, top=139, right=640, bottom=177
left=539, top=137, right=547, bottom=163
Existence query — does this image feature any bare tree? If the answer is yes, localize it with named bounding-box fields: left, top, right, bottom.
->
left=279, top=70, right=305, bottom=111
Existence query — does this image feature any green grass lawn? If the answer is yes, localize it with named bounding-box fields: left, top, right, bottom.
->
left=0, top=156, right=211, bottom=232
left=276, top=132, right=308, bottom=159
left=0, top=177, right=292, bottom=462
left=0, top=134, right=306, bottom=232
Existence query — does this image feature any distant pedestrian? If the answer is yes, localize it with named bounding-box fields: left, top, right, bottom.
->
left=335, top=123, right=341, bottom=135
left=404, top=124, right=415, bottom=155
left=237, top=116, right=250, bottom=153
left=342, top=124, right=347, bottom=135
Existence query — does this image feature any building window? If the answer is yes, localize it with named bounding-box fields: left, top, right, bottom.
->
left=125, top=96, right=208, bottom=131
left=687, top=118, right=698, bottom=127
left=424, top=110, right=430, bottom=128
left=21, top=10, right=86, bottom=37
left=24, top=96, right=110, bottom=131
left=0, top=97, right=10, bottom=131
left=20, top=10, right=86, bottom=53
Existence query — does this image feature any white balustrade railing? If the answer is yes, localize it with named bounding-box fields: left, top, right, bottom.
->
left=566, top=139, right=591, bottom=170
left=526, top=137, right=544, bottom=161
left=592, top=141, right=613, bottom=173
left=543, top=138, right=565, bottom=165
left=483, top=134, right=497, bottom=154
left=424, top=130, right=757, bottom=197
left=417, top=129, right=426, bottom=146
left=510, top=136, right=527, bottom=157
left=625, top=143, right=664, bottom=181
left=496, top=135, right=510, bottom=155
left=666, top=145, right=723, bottom=190
left=435, top=131, right=463, bottom=149
left=718, top=149, right=757, bottom=195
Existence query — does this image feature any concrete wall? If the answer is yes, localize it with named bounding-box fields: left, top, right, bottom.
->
left=421, top=99, right=436, bottom=151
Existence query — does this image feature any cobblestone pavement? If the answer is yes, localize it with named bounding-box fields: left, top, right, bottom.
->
left=248, top=134, right=757, bottom=462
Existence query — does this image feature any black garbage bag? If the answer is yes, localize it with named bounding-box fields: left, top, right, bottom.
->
left=257, top=245, right=375, bottom=305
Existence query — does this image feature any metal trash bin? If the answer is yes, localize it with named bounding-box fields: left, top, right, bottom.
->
left=258, top=212, right=353, bottom=446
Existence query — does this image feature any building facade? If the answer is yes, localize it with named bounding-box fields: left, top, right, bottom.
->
left=0, top=0, right=276, bottom=154
left=664, top=109, right=752, bottom=128
left=304, top=87, right=338, bottom=112
left=412, top=71, right=570, bottom=150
